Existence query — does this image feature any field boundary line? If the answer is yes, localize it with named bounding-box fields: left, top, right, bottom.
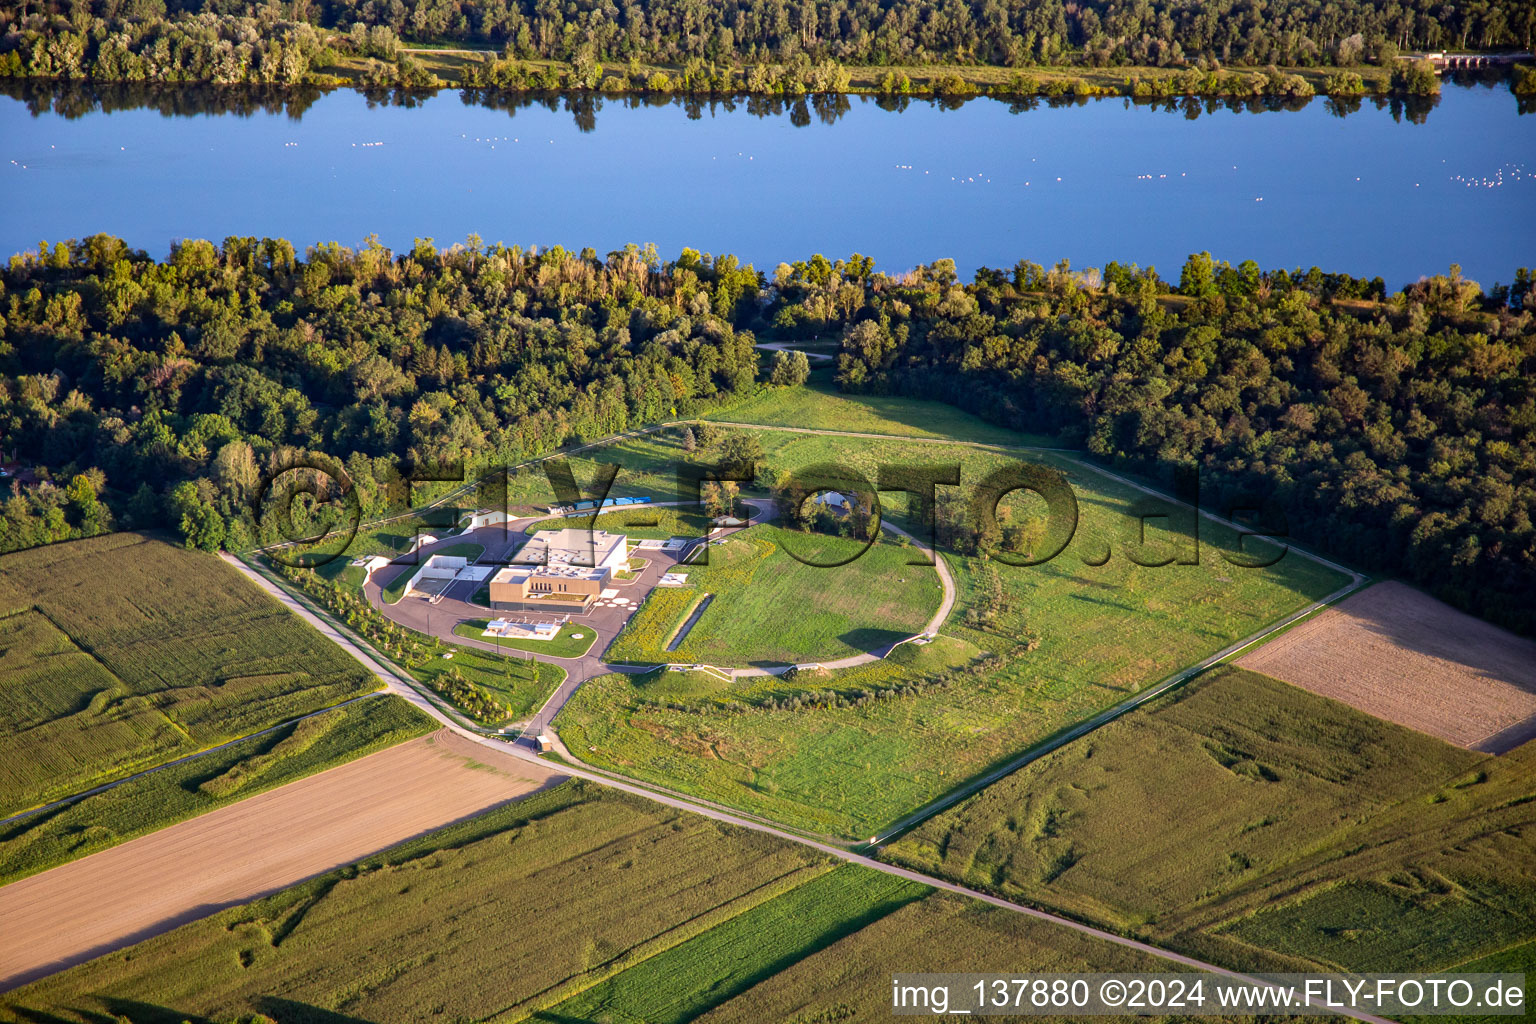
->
left=864, top=570, right=1371, bottom=848
left=0, top=691, right=386, bottom=829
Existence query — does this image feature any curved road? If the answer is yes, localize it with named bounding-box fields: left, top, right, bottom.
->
left=360, top=498, right=958, bottom=737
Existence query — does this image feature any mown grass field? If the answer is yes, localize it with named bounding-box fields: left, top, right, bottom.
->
left=543, top=865, right=929, bottom=1024
left=606, top=525, right=942, bottom=666
left=882, top=666, right=1536, bottom=975
left=0, top=696, right=433, bottom=887
left=695, top=890, right=1184, bottom=1024
left=0, top=782, right=842, bottom=1023
left=556, top=416, right=1348, bottom=837
left=410, top=640, right=566, bottom=721
left=0, top=533, right=378, bottom=818
left=453, top=618, right=597, bottom=659
left=707, top=370, right=1057, bottom=446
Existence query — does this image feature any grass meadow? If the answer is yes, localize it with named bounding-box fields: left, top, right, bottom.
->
left=605, top=525, right=942, bottom=666
left=705, top=370, right=1058, bottom=446
left=695, top=891, right=1183, bottom=1024
left=0, top=533, right=378, bottom=818
left=882, top=666, right=1536, bottom=974
left=543, top=865, right=929, bottom=1024
left=410, top=640, right=566, bottom=722
left=453, top=619, right=597, bottom=659
left=555, top=420, right=1348, bottom=838
left=0, top=696, right=434, bottom=886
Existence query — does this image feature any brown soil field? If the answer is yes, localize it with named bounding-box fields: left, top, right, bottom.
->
left=0, top=730, right=561, bottom=991
left=1238, top=581, right=1536, bottom=753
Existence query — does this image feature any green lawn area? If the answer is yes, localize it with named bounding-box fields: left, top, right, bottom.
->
left=694, top=892, right=1179, bottom=1024
left=546, top=866, right=928, bottom=1024
left=882, top=666, right=1536, bottom=974
left=0, top=533, right=378, bottom=819
left=380, top=542, right=484, bottom=604
left=411, top=641, right=566, bottom=722
left=558, top=429, right=1351, bottom=839
left=452, top=618, right=598, bottom=659
left=0, top=696, right=433, bottom=887
left=605, top=524, right=943, bottom=667
left=707, top=372, right=1058, bottom=447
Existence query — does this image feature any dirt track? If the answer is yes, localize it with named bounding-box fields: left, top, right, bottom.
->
left=1238, top=581, right=1536, bottom=752
left=0, top=731, right=561, bottom=992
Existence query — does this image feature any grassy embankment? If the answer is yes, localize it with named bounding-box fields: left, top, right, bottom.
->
left=0, top=533, right=378, bottom=819
left=0, top=696, right=434, bottom=886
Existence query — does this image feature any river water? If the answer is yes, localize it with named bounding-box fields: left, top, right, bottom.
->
left=2, top=81, right=1531, bottom=287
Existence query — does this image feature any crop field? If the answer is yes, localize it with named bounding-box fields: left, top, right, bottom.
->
left=0, top=731, right=560, bottom=994
left=0, top=533, right=377, bottom=818
left=606, top=525, right=942, bottom=666
left=882, top=667, right=1536, bottom=973
left=696, top=891, right=1178, bottom=1024
left=0, top=695, right=434, bottom=887
left=453, top=618, right=598, bottom=659
left=1237, top=581, right=1536, bottom=752
left=545, top=865, right=929, bottom=1024
left=0, top=782, right=843, bottom=1023
left=556, top=423, right=1349, bottom=837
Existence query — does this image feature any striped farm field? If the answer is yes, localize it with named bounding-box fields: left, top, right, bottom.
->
left=0, top=533, right=377, bottom=818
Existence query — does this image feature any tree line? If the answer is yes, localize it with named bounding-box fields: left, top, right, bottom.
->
left=3, top=237, right=1532, bottom=635
left=0, top=235, right=761, bottom=554
left=2, top=0, right=1531, bottom=93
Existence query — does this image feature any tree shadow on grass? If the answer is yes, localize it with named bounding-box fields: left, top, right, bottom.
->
left=837, top=626, right=914, bottom=654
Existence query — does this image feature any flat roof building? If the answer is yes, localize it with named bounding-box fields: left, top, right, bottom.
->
left=488, top=529, right=630, bottom=614
left=514, top=528, right=629, bottom=571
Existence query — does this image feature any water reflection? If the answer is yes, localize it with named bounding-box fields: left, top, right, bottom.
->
left=0, top=77, right=1468, bottom=131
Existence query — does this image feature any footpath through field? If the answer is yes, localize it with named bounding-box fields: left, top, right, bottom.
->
left=0, top=731, right=560, bottom=992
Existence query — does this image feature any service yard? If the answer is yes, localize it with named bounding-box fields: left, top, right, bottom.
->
left=1238, top=581, right=1536, bottom=752
left=0, top=731, right=560, bottom=991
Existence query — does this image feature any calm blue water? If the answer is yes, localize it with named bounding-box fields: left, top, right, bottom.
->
left=2, top=84, right=1531, bottom=288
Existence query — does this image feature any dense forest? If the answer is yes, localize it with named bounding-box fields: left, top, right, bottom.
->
left=2, top=235, right=1533, bottom=633
left=0, top=0, right=1530, bottom=92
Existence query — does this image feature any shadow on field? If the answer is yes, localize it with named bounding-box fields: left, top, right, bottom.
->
left=837, top=626, right=912, bottom=653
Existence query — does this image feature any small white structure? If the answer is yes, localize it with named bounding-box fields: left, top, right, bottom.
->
left=535, top=733, right=555, bottom=753
left=483, top=618, right=561, bottom=641
left=658, top=572, right=689, bottom=586
left=461, top=509, right=510, bottom=532
left=351, top=554, right=391, bottom=577
left=406, top=553, right=468, bottom=597
left=814, top=490, right=851, bottom=511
